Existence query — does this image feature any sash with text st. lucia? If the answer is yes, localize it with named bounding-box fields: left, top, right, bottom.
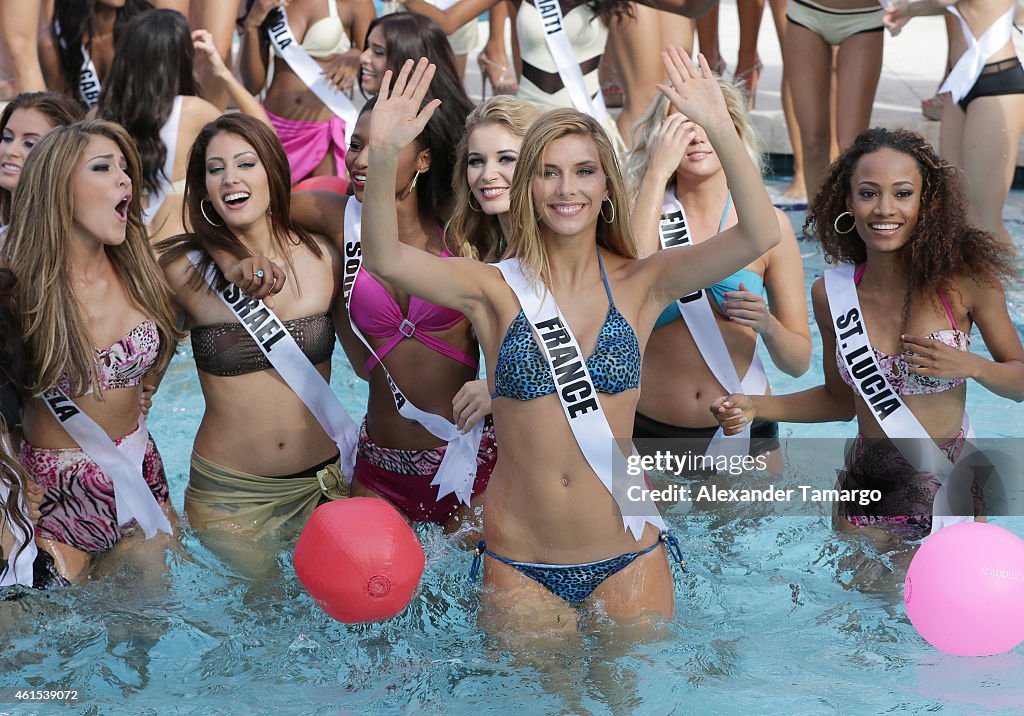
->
left=188, top=251, right=358, bottom=481
left=824, top=263, right=976, bottom=535
left=659, top=188, right=768, bottom=460
left=534, top=0, right=609, bottom=124
left=43, top=389, right=171, bottom=539
left=495, top=257, right=665, bottom=541
left=343, top=200, right=484, bottom=505
left=267, top=8, right=358, bottom=129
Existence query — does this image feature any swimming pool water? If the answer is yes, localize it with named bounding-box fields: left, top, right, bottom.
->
left=2, top=197, right=1022, bottom=715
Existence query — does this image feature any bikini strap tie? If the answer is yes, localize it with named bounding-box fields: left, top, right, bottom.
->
left=469, top=540, right=487, bottom=580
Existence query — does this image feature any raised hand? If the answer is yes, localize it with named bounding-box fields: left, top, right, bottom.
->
left=223, top=256, right=287, bottom=308
left=193, top=29, right=229, bottom=81
left=656, top=47, right=732, bottom=136
left=368, top=58, right=442, bottom=157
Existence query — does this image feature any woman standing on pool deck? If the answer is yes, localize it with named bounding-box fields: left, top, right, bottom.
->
left=4, top=120, right=183, bottom=582
left=395, top=0, right=715, bottom=153
left=240, top=0, right=376, bottom=184
left=885, top=0, right=1024, bottom=249
left=712, top=128, right=1024, bottom=540
left=624, top=80, right=810, bottom=467
left=360, top=51, right=779, bottom=628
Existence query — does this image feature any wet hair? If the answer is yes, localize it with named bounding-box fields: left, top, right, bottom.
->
left=97, top=9, right=197, bottom=198
left=3, top=120, right=183, bottom=397
left=0, top=92, right=85, bottom=224
left=157, top=114, right=322, bottom=291
left=447, top=97, right=543, bottom=262
left=806, top=127, right=1016, bottom=330
left=51, top=0, right=154, bottom=106
left=623, top=78, right=764, bottom=200
left=359, top=92, right=466, bottom=220
left=0, top=420, right=34, bottom=577
left=505, top=109, right=638, bottom=288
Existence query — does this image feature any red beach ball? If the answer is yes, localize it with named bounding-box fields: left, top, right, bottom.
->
left=294, top=498, right=425, bottom=623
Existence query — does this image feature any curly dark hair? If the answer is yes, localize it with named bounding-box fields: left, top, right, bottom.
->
left=805, top=127, right=1016, bottom=330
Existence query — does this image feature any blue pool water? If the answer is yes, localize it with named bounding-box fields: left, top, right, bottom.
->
left=2, top=197, right=1023, bottom=715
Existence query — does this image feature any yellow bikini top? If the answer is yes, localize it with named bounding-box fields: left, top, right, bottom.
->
left=301, top=0, right=350, bottom=58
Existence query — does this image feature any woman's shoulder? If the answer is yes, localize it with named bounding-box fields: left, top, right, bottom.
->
left=180, top=96, right=223, bottom=132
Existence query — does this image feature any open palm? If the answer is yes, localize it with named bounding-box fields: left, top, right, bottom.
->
left=369, top=58, right=443, bottom=156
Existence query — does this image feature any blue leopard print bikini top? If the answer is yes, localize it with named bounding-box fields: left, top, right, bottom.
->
left=492, top=252, right=642, bottom=401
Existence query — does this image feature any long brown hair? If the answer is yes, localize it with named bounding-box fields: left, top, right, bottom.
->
left=806, top=127, right=1016, bottom=330
left=0, top=92, right=84, bottom=224
left=504, top=109, right=637, bottom=288
left=0, top=422, right=33, bottom=575
left=157, top=114, right=321, bottom=291
left=3, top=120, right=183, bottom=397
left=447, top=97, right=543, bottom=262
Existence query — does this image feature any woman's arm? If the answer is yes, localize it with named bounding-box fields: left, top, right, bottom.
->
left=349, top=0, right=376, bottom=49
left=290, top=191, right=347, bottom=250
left=399, top=0, right=500, bottom=36
left=724, top=210, right=811, bottom=377
left=902, top=276, right=1024, bottom=402
left=193, top=29, right=271, bottom=126
left=239, top=0, right=278, bottom=93
left=640, top=48, right=780, bottom=309
left=883, top=0, right=958, bottom=35
left=630, top=114, right=691, bottom=257
left=363, top=60, right=496, bottom=316
left=712, top=277, right=856, bottom=432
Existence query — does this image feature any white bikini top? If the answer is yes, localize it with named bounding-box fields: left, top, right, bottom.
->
left=301, top=0, right=351, bottom=58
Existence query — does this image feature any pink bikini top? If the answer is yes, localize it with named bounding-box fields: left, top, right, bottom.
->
left=837, top=265, right=970, bottom=396
left=58, top=320, right=160, bottom=396
left=348, top=245, right=477, bottom=375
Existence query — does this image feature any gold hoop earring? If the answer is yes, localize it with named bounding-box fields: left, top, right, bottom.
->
left=833, top=211, right=856, bottom=235
left=200, top=199, right=223, bottom=227
left=600, top=198, right=615, bottom=224
left=468, top=194, right=482, bottom=212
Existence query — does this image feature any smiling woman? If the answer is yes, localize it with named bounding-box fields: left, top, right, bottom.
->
left=2, top=120, right=183, bottom=582
left=712, top=127, right=1024, bottom=542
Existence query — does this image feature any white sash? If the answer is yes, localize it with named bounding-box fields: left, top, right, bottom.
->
left=0, top=434, right=37, bottom=587
left=42, top=388, right=171, bottom=538
left=188, top=251, right=358, bottom=480
left=78, top=46, right=101, bottom=108
left=534, top=0, right=609, bottom=123
left=824, top=264, right=975, bottom=534
left=342, top=201, right=484, bottom=504
left=940, top=5, right=1015, bottom=102
left=267, top=8, right=357, bottom=128
left=495, top=257, right=665, bottom=540
left=659, top=189, right=769, bottom=460
left=142, top=96, right=183, bottom=227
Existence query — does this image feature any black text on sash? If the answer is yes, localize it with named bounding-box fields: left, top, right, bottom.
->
left=222, top=284, right=287, bottom=352
left=659, top=208, right=702, bottom=304
left=268, top=10, right=293, bottom=49
left=536, top=0, right=563, bottom=35
left=80, top=72, right=100, bottom=106
left=834, top=307, right=900, bottom=422
left=535, top=317, right=600, bottom=418
left=44, top=391, right=79, bottom=423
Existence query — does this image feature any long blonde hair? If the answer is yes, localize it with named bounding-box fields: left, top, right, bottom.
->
left=504, top=109, right=638, bottom=288
left=623, top=78, right=764, bottom=200
left=447, top=97, right=543, bottom=262
left=3, top=120, right=183, bottom=397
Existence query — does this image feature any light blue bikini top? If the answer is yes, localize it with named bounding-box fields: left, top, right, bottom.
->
left=492, top=252, right=642, bottom=401
left=653, top=192, right=765, bottom=329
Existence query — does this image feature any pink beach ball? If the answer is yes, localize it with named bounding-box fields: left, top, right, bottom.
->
left=904, top=522, right=1024, bottom=656
left=294, top=498, right=425, bottom=623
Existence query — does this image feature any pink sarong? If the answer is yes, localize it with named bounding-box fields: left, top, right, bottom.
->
left=265, top=106, right=347, bottom=185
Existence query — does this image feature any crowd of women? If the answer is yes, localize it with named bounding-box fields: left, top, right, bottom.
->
left=0, top=0, right=1022, bottom=639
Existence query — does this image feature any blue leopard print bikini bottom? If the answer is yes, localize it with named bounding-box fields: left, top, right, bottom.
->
left=469, top=532, right=686, bottom=604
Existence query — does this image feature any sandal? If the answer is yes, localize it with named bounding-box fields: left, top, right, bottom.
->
left=921, top=94, right=945, bottom=121
left=734, top=58, right=763, bottom=110
left=478, top=51, right=518, bottom=98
